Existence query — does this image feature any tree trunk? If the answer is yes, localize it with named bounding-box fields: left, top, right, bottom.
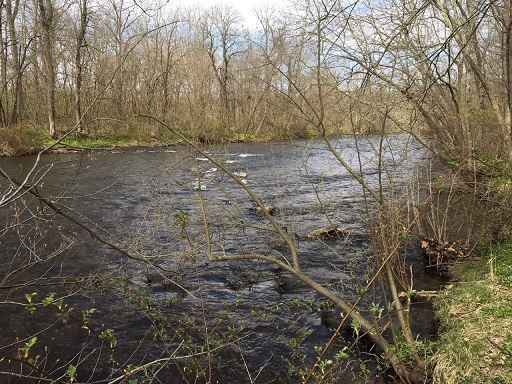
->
left=75, top=0, right=87, bottom=133
left=5, top=0, right=24, bottom=125
left=38, top=0, right=57, bottom=138
left=0, top=4, right=7, bottom=126
left=503, top=0, right=512, bottom=159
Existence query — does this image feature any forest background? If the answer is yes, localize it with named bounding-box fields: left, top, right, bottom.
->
left=1, top=0, right=511, bottom=161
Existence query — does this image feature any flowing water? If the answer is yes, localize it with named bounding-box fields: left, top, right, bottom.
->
left=0, top=135, right=444, bottom=383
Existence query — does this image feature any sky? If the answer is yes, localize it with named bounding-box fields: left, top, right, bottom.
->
left=186, top=0, right=284, bottom=28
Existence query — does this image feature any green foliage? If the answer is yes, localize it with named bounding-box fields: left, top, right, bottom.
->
left=37, top=292, right=74, bottom=317
left=503, top=334, right=512, bottom=358
left=173, top=210, right=189, bottom=228
left=388, top=332, right=436, bottom=370
left=25, top=292, right=37, bottom=303
left=17, top=336, right=42, bottom=367
left=494, top=260, right=512, bottom=289
left=41, top=292, right=55, bottom=306
left=25, top=292, right=37, bottom=313
left=334, top=346, right=349, bottom=361
left=351, top=319, right=360, bottom=337
left=82, top=308, right=96, bottom=323
left=173, top=210, right=190, bottom=241
left=316, top=357, right=333, bottom=374
left=67, top=364, right=77, bottom=383
left=99, top=328, right=117, bottom=348
left=369, top=302, right=384, bottom=319
left=481, top=155, right=507, bottom=168
left=447, top=158, right=460, bottom=169
left=19, top=337, right=38, bottom=359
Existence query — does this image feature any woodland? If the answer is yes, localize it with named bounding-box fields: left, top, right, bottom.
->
left=1, top=1, right=512, bottom=384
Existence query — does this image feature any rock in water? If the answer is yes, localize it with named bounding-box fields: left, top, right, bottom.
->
left=306, top=224, right=346, bottom=240
left=253, top=205, right=275, bottom=215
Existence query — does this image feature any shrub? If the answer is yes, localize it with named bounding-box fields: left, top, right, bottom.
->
left=0, top=124, right=45, bottom=156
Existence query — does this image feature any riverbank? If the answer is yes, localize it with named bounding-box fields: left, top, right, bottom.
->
left=0, top=130, right=182, bottom=156
left=0, top=125, right=324, bottom=157
left=430, top=239, right=512, bottom=384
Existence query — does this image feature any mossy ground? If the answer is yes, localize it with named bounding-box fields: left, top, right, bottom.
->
left=431, top=240, right=512, bottom=384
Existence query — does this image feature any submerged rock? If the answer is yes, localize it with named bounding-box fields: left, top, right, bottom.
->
left=305, top=224, right=349, bottom=240
left=253, top=205, right=275, bottom=215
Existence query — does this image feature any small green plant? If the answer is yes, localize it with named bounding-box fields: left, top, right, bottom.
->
left=173, top=210, right=189, bottom=230
left=447, top=158, right=460, bottom=169
left=369, top=302, right=384, bottom=319
left=67, top=364, right=77, bottom=383
left=99, top=328, right=117, bottom=348
left=19, top=337, right=38, bottom=359
left=351, top=319, right=360, bottom=337
left=25, top=292, right=37, bottom=313
left=503, top=335, right=512, bottom=358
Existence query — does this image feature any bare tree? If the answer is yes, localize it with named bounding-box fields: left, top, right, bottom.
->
left=73, top=0, right=87, bottom=133
left=37, top=0, right=57, bottom=138
left=329, top=0, right=512, bottom=161
left=3, top=0, right=26, bottom=125
left=202, top=4, right=244, bottom=136
left=0, top=1, right=7, bottom=126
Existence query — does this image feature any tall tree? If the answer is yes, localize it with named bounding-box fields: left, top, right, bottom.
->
left=203, top=4, right=243, bottom=135
left=499, top=0, right=512, bottom=157
left=0, top=0, right=7, bottom=126
left=74, top=0, right=87, bottom=133
left=37, top=0, right=57, bottom=138
left=4, top=0, right=25, bottom=125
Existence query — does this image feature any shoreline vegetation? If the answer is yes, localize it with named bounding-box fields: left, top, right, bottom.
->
left=0, top=125, right=326, bottom=157
left=431, top=241, right=512, bottom=384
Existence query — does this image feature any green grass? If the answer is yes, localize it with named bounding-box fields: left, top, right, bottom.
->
left=431, top=240, right=512, bottom=384
left=45, top=134, right=137, bottom=149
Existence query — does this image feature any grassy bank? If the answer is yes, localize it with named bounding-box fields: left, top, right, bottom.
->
left=431, top=240, right=512, bottom=384
left=0, top=120, right=363, bottom=156
left=1, top=128, right=274, bottom=156
left=44, top=134, right=145, bottom=150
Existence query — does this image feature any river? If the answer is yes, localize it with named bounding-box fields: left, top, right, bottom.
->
left=0, top=135, right=443, bottom=383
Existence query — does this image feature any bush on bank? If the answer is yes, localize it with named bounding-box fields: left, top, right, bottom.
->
left=0, top=125, right=46, bottom=156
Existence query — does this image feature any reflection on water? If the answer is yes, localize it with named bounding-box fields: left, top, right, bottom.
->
left=0, top=135, right=442, bottom=383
